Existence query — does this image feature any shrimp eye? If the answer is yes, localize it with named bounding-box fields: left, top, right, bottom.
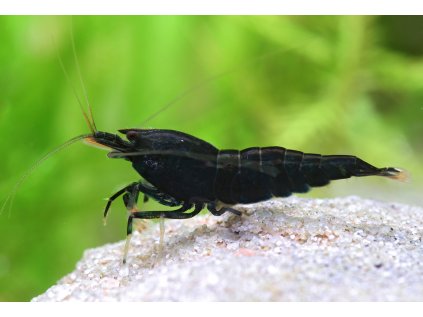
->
left=126, top=130, right=138, bottom=142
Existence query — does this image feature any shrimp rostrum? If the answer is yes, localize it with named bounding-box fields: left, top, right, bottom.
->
left=86, top=127, right=406, bottom=262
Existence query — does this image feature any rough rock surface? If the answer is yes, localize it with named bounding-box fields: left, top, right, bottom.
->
left=32, top=196, right=423, bottom=301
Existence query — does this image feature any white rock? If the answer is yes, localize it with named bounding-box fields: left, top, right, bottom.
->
left=32, top=196, right=423, bottom=301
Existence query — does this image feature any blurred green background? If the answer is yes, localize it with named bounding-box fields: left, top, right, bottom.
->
left=0, top=16, right=422, bottom=301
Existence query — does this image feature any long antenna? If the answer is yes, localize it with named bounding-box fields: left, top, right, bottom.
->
left=70, top=19, right=97, bottom=132
left=55, top=41, right=95, bottom=134
left=140, top=40, right=317, bottom=127
left=1, top=28, right=97, bottom=216
left=0, top=134, right=90, bottom=217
